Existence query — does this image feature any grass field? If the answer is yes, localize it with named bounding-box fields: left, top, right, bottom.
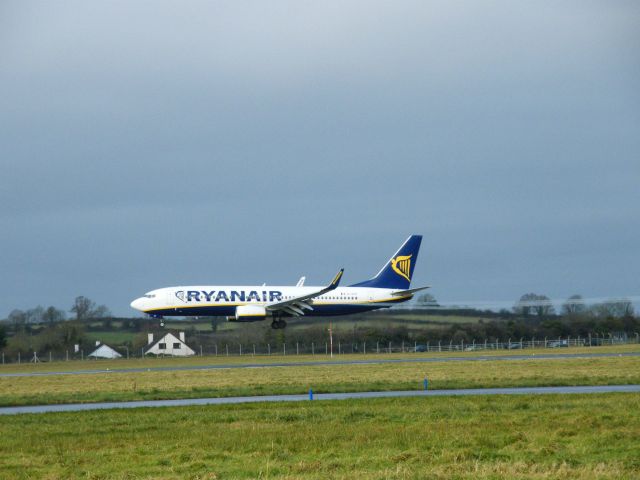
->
left=1, top=393, right=638, bottom=479
left=2, top=344, right=637, bottom=374
left=1, top=347, right=638, bottom=407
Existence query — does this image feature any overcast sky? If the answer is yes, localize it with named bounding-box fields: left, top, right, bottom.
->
left=1, top=1, right=639, bottom=317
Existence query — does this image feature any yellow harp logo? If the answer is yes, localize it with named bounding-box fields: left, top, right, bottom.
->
left=391, top=254, right=412, bottom=282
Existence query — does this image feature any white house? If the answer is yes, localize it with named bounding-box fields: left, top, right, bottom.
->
left=145, top=331, right=195, bottom=357
left=88, top=342, right=122, bottom=359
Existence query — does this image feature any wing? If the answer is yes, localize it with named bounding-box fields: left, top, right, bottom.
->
left=266, top=269, right=343, bottom=316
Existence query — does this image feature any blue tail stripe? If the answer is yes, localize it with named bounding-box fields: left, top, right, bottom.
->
left=350, top=235, right=422, bottom=289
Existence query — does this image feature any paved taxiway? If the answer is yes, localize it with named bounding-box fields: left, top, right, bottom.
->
left=0, top=385, right=637, bottom=415
left=0, top=352, right=637, bottom=378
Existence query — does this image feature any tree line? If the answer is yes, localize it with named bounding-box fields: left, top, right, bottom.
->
left=0, top=293, right=637, bottom=356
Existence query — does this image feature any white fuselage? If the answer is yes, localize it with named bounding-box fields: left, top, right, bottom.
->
left=130, top=285, right=410, bottom=319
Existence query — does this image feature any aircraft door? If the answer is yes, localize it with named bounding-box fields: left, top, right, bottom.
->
left=166, top=290, right=174, bottom=307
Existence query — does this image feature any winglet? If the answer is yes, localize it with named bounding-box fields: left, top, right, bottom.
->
left=328, top=268, right=344, bottom=290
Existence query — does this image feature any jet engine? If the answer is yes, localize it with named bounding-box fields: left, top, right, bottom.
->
left=229, top=305, right=267, bottom=322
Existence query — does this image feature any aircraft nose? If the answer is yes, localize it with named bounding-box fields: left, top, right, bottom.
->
left=130, top=297, right=144, bottom=311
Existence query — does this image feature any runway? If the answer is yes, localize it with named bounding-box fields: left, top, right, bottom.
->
left=1, top=385, right=638, bottom=415
left=1, top=352, right=638, bottom=378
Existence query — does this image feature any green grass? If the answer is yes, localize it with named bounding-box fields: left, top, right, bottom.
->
left=85, top=331, right=137, bottom=345
left=1, top=344, right=637, bottom=374
left=0, top=393, right=638, bottom=479
left=1, top=349, right=638, bottom=407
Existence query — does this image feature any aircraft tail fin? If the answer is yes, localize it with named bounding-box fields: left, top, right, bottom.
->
left=351, top=235, right=422, bottom=289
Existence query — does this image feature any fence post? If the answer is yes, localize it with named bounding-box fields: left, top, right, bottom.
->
left=325, top=342, right=327, bottom=355
left=284, top=343, right=286, bottom=355
left=338, top=342, right=341, bottom=355
left=363, top=342, right=366, bottom=355
left=226, top=344, right=229, bottom=356
left=388, top=341, right=391, bottom=354
left=438, top=340, right=441, bottom=352
left=268, top=343, right=271, bottom=355
left=253, top=344, right=256, bottom=356
left=81, top=350, right=84, bottom=361
left=312, top=342, right=314, bottom=355
left=239, top=344, right=242, bottom=356
left=126, top=347, right=129, bottom=359
left=200, top=345, right=203, bottom=357
left=66, top=350, right=68, bottom=361
left=401, top=341, right=404, bottom=353
left=18, top=352, right=21, bottom=364
left=215, top=344, right=218, bottom=356
left=296, top=342, right=299, bottom=355
left=49, top=351, right=52, bottom=363
left=376, top=342, right=379, bottom=354
left=1, top=352, right=3, bottom=364
left=484, top=339, right=487, bottom=350
left=427, top=341, right=430, bottom=352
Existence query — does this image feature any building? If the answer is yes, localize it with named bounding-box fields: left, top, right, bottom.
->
left=145, top=331, right=195, bottom=357
left=88, top=342, right=122, bottom=359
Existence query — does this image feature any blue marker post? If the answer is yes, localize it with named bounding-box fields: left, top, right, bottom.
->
left=423, top=378, right=429, bottom=391
left=309, top=388, right=313, bottom=401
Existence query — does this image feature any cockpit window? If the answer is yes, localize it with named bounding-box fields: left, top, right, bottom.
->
left=143, top=294, right=156, bottom=298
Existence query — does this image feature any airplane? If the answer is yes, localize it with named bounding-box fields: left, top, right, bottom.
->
left=130, top=235, right=427, bottom=329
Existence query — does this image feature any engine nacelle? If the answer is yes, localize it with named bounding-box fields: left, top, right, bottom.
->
left=229, top=305, right=267, bottom=322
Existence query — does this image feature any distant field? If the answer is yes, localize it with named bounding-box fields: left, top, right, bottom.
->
left=1, top=393, right=638, bottom=479
left=85, top=330, right=136, bottom=345
left=0, top=347, right=638, bottom=407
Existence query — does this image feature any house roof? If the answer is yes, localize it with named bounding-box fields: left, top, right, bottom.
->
left=88, top=344, right=121, bottom=357
left=146, top=331, right=192, bottom=352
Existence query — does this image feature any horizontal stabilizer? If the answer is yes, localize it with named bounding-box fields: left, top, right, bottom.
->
left=391, top=286, right=431, bottom=297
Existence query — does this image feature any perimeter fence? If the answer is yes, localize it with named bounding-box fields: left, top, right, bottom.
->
left=1, top=333, right=638, bottom=364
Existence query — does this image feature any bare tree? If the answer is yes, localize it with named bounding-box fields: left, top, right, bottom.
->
left=92, top=305, right=112, bottom=319
left=591, top=299, right=635, bottom=318
left=534, top=295, right=555, bottom=317
left=8, top=309, right=27, bottom=330
left=514, top=293, right=555, bottom=317
left=25, top=306, right=45, bottom=324
left=561, top=294, right=586, bottom=316
left=71, top=296, right=111, bottom=320
left=416, top=293, right=438, bottom=306
left=42, top=306, right=66, bottom=326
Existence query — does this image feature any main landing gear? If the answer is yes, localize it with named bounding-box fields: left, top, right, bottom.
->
left=271, top=315, right=287, bottom=329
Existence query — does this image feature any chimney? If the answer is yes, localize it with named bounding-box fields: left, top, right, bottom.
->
left=148, top=333, right=154, bottom=345
left=95, top=340, right=100, bottom=346
left=179, top=331, right=185, bottom=342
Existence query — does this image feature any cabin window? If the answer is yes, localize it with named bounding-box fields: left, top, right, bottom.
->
left=159, top=343, right=166, bottom=350
left=173, top=343, right=181, bottom=349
